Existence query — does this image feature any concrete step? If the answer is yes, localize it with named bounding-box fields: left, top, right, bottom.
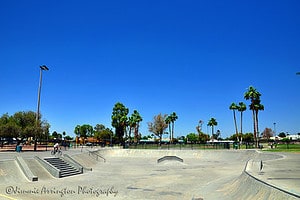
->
left=44, top=157, right=82, bottom=178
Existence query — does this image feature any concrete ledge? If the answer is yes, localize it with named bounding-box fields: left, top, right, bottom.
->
left=35, top=156, right=60, bottom=178
left=157, top=156, right=183, bottom=163
left=15, top=156, right=38, bottom=181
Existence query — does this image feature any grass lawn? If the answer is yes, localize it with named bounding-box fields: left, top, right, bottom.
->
left=264, top=143, right=300, bottom=153
left=128, top=142, right=300, bottom=153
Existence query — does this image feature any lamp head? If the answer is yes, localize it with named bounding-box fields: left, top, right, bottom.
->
left=40, top=65, right=49, bottom=71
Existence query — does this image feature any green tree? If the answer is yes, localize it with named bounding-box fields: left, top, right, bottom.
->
left=243, top=133, right=254, bottom=143
left=207, top=118, right=217, bottom=141
left=148, top=113, right=168, bottom=146
left=186, top=133, right=198, bottom=143
left=0, top=114, right=20, bottom=138
left=0, top=111, right=49, bottom=143
left=94, top=124, right=113, bottom=144
left=52, top=131, right=58, bottom=138
left=278, top=132, right=286, bottom=138
left=198, top=132, right=210, bottom=143
left=244, top=86, right=262, bottom=148
left=94, top=124, right=106, bottom=132
left=13, top=111, right=37, bottom=139
left=229, top=103, right=239, bottom=142
left=111, top=102, right=129, bottom=145
left=74, top=124, right=93, bottom=143
left=0, top=113, right=10, bottom=125
left=65, top=135, right=73, bottom=141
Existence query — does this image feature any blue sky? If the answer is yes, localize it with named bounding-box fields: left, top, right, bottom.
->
left=0, top=0, right=299, bottom=138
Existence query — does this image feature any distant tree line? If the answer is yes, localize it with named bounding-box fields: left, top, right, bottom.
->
left=5, top=86, right=298, bottom=149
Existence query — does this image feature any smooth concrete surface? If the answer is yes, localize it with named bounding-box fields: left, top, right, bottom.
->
left=0, top=148, right=299, bottom=200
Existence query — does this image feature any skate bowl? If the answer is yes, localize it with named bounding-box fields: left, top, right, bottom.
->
left=0, top=149, right=299, bottom=200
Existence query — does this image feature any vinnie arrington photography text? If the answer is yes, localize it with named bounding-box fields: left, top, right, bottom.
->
left=5, top=185, right=118, bottom=198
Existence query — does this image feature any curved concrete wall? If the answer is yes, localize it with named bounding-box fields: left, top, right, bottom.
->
left=97, top=148, right=282, bottom=161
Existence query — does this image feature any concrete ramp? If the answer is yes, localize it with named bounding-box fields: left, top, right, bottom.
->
left=157, top=156, right=183, bottom=163
left=15, top=156, right=38, bottom=181
left=220, top=158, right=300, bottom=200
left=221, top=172, right=299, bottom=200
left=24, top=158, right=53, bottom=180
left=0, top=160, right=28, bottom=183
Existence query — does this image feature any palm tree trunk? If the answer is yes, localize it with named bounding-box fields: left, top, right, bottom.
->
left=211, top=126, right=214, bottom=141
left=168, top=124, right=171, bottom=143
left=240, top=112, right=243, bottom=143
left=233, top=110, right=239, bottom=142
left=171, top=122, right=175, bottom=144
left=255, top=110, right=259, bottom=148
left=134, top=124, right=139, bottom=144
left=252, top=109, right=257, bottom=148
left=128, top=127, right=132, bottom=144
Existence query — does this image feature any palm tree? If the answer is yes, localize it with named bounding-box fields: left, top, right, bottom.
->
left=229, top=103, right=239, bottom=142
left=196, top=120, right=204, bottom=140
left=132, top=110, right=142, bottom=144
left=207, top=118, right=217, bottom=141
left=237, top=102, right=247, bottom=142
left=170, top=112, right=178, bottom=144
left=128, top=116, right=135, bottom=144
left=165, top=116, right=172, bottom=142
left=244, top=86, right=261, bottom=148
left=253, top=99, right=264, bottom=141
left=127, top=110, right=143, bottom=144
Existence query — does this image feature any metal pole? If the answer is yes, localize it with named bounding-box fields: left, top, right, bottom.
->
left=273, top=122, right=276, bottom=137
left=36, top=68, right=43, bottom=122
left=34, top=68, right=42, bottom=151
left=34, top=65, right=48, bottom=151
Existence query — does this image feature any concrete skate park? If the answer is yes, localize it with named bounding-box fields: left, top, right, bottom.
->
left=0, top=148, right=299, bottom=200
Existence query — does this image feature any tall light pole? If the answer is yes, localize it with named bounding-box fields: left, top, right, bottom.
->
left=34, top=65, right=49, bottom=151
left=273, top=122, right=276, bottom=137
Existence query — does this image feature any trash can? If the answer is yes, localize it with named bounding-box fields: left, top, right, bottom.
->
left=233, top=143, right=238, bottom=150
left=16, top=145, right=22, bottom=152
